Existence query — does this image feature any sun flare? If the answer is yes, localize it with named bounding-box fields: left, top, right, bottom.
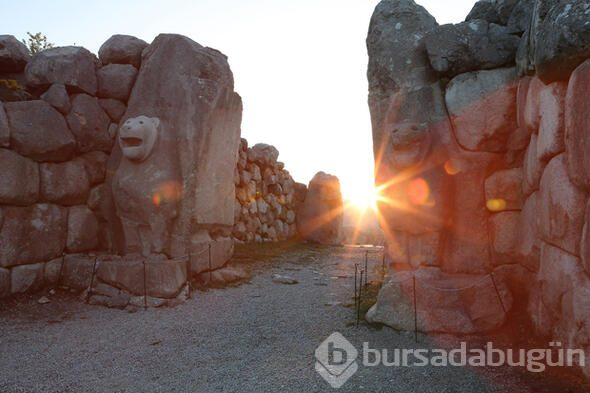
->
left=345, top=184, right=380, bottom=212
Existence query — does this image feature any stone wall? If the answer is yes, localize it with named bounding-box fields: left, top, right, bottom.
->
left=367, top=0, right=590, bottom=376
left=0, top=33, right=243, bottom=302
left=232, top=139, right=306, bottom=243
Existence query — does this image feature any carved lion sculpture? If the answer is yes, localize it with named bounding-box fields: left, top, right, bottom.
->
left=112, top=116, right=182, bottom=257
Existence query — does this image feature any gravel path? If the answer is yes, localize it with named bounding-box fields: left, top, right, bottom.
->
left=0, top=244, right=588, bottom=393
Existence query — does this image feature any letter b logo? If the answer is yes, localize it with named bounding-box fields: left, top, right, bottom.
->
left=315, top=333, right=358, bottom=389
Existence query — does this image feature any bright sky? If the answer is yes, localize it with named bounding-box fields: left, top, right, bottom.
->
left=4, top=0, right=476, bottom=207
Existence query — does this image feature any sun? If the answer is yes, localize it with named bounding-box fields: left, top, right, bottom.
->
left=345, top=184, right=380, bottom=212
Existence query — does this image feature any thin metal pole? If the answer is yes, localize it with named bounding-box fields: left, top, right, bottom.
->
left=413, top=275, right=418, bottom=343
left=86, top=256, right=98, bottom=304
left=490, top=272, right=507, bottom=315
left=382, top=251, right=386, bottom=282
left=354, top=264, right=358, bottom=307
left=143, top=258, right=148, bottom=310
left=364, top=251, right=368, bottom=287
left=186, top=251, right=192, bottom=299
left=58, top=253, right=66, bottom=286
left=357, top=270, right=364, bottom=327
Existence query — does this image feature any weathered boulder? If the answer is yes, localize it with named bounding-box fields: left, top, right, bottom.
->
left=0, top=149, right=39, bottom=205
left=61, top=254, right=95, bottom=290
left=10, top=263, right=44, bottom=294
left=108, top=34, right=242, bottom=258
left=76, top=151, right=108, bottom=186
left=66, top=206, right=99, bottom=253
left=537, top=81, right=566, bottom=162
left=247, top=143, right=279, bottom=167
left=96, top=255, right=187, bottom=298
left=97, top=64, right=137, bottom=102
left=98, top=98, right=126, bottom=122
left=517, top=192, right=540, bottom=271
left=39, top=160, right=90, bottom=206
left=538, top=154, right=585, bottom=255
left=190, top=232, right=234, bottom=274
left=506, top=0, right=535, bottom=35
left=0, top=204, right=67, bottom=268
left=66, top=94, right=113, bottom=153
left=485, top=168, right=524, bottom=211
left=0, top=35, right=31, bottom=73
left=25, top=46, right=98, bottom=95
left=367, top=268, right=512, bottom=334
left=297, top=172, right=343, bottom=245
left=565, top=60, right=590, bottom=191
left=0, top=102, right=9, bottom=147
left=489, top=211, right=521, bottom=265
left=466, top=0, right=521, bottom=25
left=445, top=67, right=519, bottom=152
left=425, top=20, right=520, bottom=78
left=534, top=0, right=590, bottom=83
left=41, top=83, right=71, bottom=115
left=98, top=35, right=149, bottom=68
left=4, top=100, right=76, bottom=162
left=44, top=258, right=63, bottom=285
left=522, top=76, right=544, bottom=132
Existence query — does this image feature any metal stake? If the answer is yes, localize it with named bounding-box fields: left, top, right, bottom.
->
left=357, top=270, right=364, bottom=327
left=143, top=258, right=148, bottom=310
left=365, top=251, right=369, bottom=287
left=208, top=243, right=213, bottom=285
left=413, top=275, right=418, bottom=343
left=490, top=272, right=507, bottom=315
left=86, top=256, right=98, bottom=304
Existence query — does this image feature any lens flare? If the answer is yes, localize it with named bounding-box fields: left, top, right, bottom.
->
left=407, top=178, right=430, bottom=206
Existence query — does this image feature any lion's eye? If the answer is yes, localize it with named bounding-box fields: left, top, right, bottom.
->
left=139, top=121, right=144, bottom=124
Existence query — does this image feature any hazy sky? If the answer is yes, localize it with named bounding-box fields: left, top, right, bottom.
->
left=4, top=0, right=476, bottom=205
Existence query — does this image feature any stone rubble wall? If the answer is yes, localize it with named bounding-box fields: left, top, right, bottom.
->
left=232, top=139, right=306, bottom=243
left=367, top=0, right=590, bottom=375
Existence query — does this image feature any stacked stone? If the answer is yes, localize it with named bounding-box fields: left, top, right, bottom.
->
left=0, top=34, right=147, bottom=297
left=233, top=139, right=304, bottom=242
left=366, top=0, right=590, bottom=359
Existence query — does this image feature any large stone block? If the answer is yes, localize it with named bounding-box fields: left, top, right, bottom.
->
left=0, top=149, right=39, bottom=205
left=61, top=254, right=95, bottom=290
left=190, top=232, right=234, bottom=274
left=539, top=154, right=586, bottom=255
left=367, top=268, right=512, bottom=334
left=4, top=100, right=76, bottom=162
left=0, top=204, right=67, bottom=268
left=40, top=160, right=90, bottom=206
left=66, top=94, right=113, bottom=153
left=109, top=34, right=242, bottom=258
left=98, top=35, right=149, bottom=68
left=425, top=20, right=520, bottom=78
left=96, top=255, right=187, bottom=298
left=40, top=83, right=71, bottom=115
left=25, top=46, right=98, bottom=95
left=66, top=206, right=99, bottom=253
left=10, top=263, right=44, bottom=294
left=489, top=211, right=520, bottom=266
left=0, top=35, right=31, bottom=73
left=518, top=192, right=540, bottom=272
left=0, top=102, right=9, bottom=147
left=97, top=64, right=137, bottom=102
left=98, top=98, right=126, bottom=122
left=565, top=59, right=590, bottom=191
left=297, top=172, right=344, bottom=245
left=534, top=0, right=590, bottom=83
left=76, top=151, right=108, bottom=186
left=537, top=81, right=567, bottom=162
left=485, top=168, right=523, bottom=211
left=446, top=68, right=519, bottom=152
left=44, top=258, right=63, bottom=285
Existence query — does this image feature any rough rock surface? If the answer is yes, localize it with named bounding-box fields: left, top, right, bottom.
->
left=108, top=34, right=242, bottom=258
left=0, top=102, right=9, bottom=147
left=297, top=172, right=343, bottom=245
left=0, top=204, right=67, bottom=268
left=425, top=20, right=520, bottom=78
left=445, top=67, right=518, bottom=152
left=97, top=64, right=137, bottom=102
left=565, top=59, right=590, bottom=191
left=4, top=100, right=76, bottom=162
left=537, top=81, right=566, bottom=162
left=485, top=168, right=524, bottom=210
left=66, top=94, right=112, bottom=153
left=25, top=46, right=98, bottom=95
left=98, top=35, right=149, bottom=68
left=0, top=149, right=39, bottom=205
left=10, top=263, right=44, bottom=294
left=41, top=83, right=71, bottom=115
left=66, top=206, right=99, bottom=253
left=39, top=160, right=90, bottom=206
left=0, top=35, right=31, bottom=73
left=367, top=268, right=512, bottom=334
left=98, top=98, right=126, bottom=122
left=538, top=154, right=585, bottom=256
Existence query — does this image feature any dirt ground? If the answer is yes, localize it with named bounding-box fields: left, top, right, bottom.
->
left=0, top=242, right=588, bottom=392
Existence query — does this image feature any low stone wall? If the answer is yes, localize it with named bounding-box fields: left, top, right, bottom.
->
left=232, top=139, right=306, bottom=243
